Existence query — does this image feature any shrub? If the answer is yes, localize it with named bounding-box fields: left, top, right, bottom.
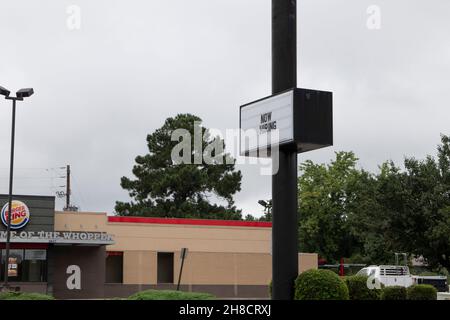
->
left=294, top=269, right=349, bottom=300
left=418, top=272, right=440, bottom=276
left=407, top=284, right=437, bottom=300
left=344, top=275, right=381, bottom=300
left=380, top=286, right=407, bottom=300
left=128, top=290, right=215, bottom=300
left=269, top=280, right=272, bottom=298
left=0, top=292, right=54, bottom=300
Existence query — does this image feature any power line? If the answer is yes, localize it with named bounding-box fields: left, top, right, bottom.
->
left=70, top=171, right=86, bottom=211
left=0, top=165, right=85, bottom=211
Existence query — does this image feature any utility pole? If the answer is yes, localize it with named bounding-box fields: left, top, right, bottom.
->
left=66, top=165, right=71, bottom=210
left=61, top=165, right=78, bottom=212
left=271, top=0, right=298, bottom=300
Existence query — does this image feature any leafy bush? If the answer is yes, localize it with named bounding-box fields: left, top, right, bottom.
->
left=407, top=284, right=437, bottom=300
left=380, top=286, right=407, bottom=300
left=0, top=292, right=54, bottom=300
left=128, top=290, right=215, bottom=300
left=294, top=269, right=349, bottom=300
left=344, top=275, right=381, bottom=300
left=268, top=280, right=272, bottom=298
left=419, top=272, right=440, bottom=276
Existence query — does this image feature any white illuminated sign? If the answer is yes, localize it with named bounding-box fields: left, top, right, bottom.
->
left=240, top=90, right=294, bottom=156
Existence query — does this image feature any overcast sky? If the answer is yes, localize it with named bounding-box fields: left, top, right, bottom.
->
left=0, top=0, right=449, bottom=216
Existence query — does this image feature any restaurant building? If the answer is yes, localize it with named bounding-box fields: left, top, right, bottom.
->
left=0, top=194, right=317, bottom=299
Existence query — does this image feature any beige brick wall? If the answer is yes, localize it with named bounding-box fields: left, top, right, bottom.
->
left=299, top=253, right=318, bottom=273
left=123, top=251, right=317, bottom=285
left=123, top=251, right=156, bottom=284
left=55, top=212, right=318, bottom=286
left=55, top=212, right=272, bottom=254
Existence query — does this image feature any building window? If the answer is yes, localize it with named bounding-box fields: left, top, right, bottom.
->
left=157, top=252, right=174, bottom=284
left=0, top=249, right=47, bottom=282
left=105, top=251, right=123, bottom=283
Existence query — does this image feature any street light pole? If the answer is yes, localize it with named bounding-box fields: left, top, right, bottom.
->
left=0, top=87, right=34, bottom=291
left=2, top=97, right=19, bottom=289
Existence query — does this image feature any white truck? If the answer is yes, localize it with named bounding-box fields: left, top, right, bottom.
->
left=356, top=265, right=449, bottom=292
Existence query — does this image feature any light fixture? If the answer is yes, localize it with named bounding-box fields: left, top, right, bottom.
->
left=0, top=86, right=10, bottom=97
left=16, top=88, right=34, bottom=99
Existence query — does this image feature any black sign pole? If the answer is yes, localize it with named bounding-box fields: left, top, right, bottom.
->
left=176, top=248, right=187, bottom=291
left=271, top=0, right=299, bottom=300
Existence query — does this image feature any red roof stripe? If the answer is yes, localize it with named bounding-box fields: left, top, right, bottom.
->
left=108, top=216, right=272, bottom=228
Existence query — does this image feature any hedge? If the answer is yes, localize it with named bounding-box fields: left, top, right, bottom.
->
left=128, top=290, right=215, bottom=300
left=407, top=284, right=437, bottom=300
left=344, top=275, right=381, bottom=300
left=0, top=292, right=54, bottom=300
left=380, top=286, right=407, bottom=300
left=294, top=269, right=349, bottom=300
left=269, top=280, right=272, bottom=298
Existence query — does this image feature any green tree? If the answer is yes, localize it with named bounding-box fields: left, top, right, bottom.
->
left=409, top=135, right=450, bottom=270
left=372, top=135, right=450, bottom=269
left=297, top=135, right=450, bottom=269
left=349, top=161, right=404, bottom=264
left=348, top=135, right=450, bottom=269
left=298, top=151, right=367, bottom=263
left=115, top=114, right=242, bottom=220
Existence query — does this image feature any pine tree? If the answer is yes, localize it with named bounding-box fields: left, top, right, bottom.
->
left=115, top=114, right=242, bottom=220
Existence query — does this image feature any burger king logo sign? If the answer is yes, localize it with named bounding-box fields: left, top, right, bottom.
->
left=1, top=200, right=31, bottom=229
